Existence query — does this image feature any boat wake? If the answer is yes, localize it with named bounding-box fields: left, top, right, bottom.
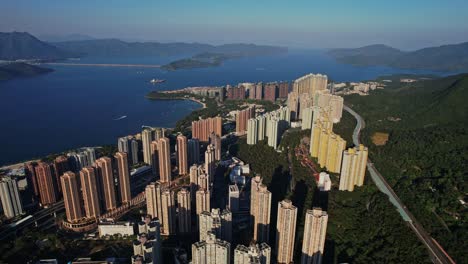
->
left=113, top=115, right=127, bottom=121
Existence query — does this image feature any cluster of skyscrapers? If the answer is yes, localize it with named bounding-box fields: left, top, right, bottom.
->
left=192, top=116, right=222, bottom=142
left=235, top=107, right=256, bottom=136
left=0, top=71, right=374, bottom=264
left=24, top=149, right=94, bottom=208
left=246, top=106, right=291, bottom=149
left=226, top=81, right=290, bottom=102
left=61, top=152, right=131, bottom=227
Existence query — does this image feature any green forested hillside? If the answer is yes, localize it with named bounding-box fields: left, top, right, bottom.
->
left=346, top=73, right=468, bottom=262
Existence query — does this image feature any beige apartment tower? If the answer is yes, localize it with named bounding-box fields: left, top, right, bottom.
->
left=145, top=181, right=163, bottom=220
left=196, top=188, right=211, bottom=218
left=60, top=172, right=83, bottom=222
left=177, top=188, right=191, bottom=234
left=251, top=175, right=272, bottom=243
left=301, top=208, right=328, bottom=264
left=234, top=243, right=271, bottom=264
left=192, top=232, right=230, bottom=264
left=161, top=189, right=176, bottom=235
left=115, top=151, right=131, bottom=203
left=276, top=200, right=297, bottom=264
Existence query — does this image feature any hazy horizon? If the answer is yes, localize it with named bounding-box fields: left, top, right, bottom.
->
left=2, top=0, right=468, bottom=50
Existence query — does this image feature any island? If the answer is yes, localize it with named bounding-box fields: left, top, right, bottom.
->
left=0, top=62, right=54, bottom=81
left=161, top=44, right=288, bottom=70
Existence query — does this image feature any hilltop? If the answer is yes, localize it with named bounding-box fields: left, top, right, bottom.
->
left=329, top=42, right=468, bottom=71
left=0, top=32, right=75, bottom=60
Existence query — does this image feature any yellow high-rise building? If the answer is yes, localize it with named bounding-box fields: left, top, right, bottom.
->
left=325, top=133, right=346, bottom=173
left=339, top=144, right=368, bottom=191
left=317, top=129, right=330, bottom=167
left=310, top=117, right=346, bottom=174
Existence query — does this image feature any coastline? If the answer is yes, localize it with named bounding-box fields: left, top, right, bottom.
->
left=0, top=96, right=206, bottom=169
left=145, top=91, right=207, bottom=109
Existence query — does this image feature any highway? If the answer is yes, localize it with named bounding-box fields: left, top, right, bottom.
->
left=344, top=105, right=455, bottom=264
left=43, top=62, right=161, bottom=68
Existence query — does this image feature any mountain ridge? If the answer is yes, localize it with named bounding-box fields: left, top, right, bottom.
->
left=329, top=42, right=468, bottom=71
left=0, top=32, right=76, bottom=60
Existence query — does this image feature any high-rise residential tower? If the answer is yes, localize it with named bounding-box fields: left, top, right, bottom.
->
left=255, top=82, right=263, bottom=100
left=192, top=117, right=222, bottom=142
left=228, top=184, right=239, bottom=212
left=188, top=138, right=200, bottom=165
left=115, top=152, right=131, bottom=204
left=192, top=232, right=230, bottom=264
left=142, top=127, right=155, bottom=164
left=264, top=83, right=277, bottom=103
left=118, top=136, right=129, bottom=154
left=160, top=189, right=176, bottom=235
left=34, top=162, right=57, bottom=206
left=339, top=144, right=368, bottom=192
left=94, top=157, right=116, bottom=211
left=61, top=171, right=83, bottom=222
left=234, top=243, right=271, bottom=264
left=276, top=200, right=297, bottom=264
left=199, top=208, right=232, bottom=242
left=0, top=176, right=24, bottom=219
left=278, top=81, right=290, bottom=98
left=177, top=134, right=188, bottom=175
left=247, top=118, right=258, bottom=145
left=236, top=107, right=255, bottom=135
left=158, top=137, right=172, bottom=183
left=205, top=144, right=216, bottom=183
left=150, top=140, right=159, bottom=176
left=177, top=188, right=191, bottom=234
left=209, top=132, right=222, bottom=161
left=252, top=184, right=272, bottom=243
left=301, top=208, right=328, bottom=264
left=145, top=181, right=163, bottom=220
left=53, top=155, right=69, bottom=194
left=130, top=138, right=139, bottom=165
left=80, top=167, right=101, bottom=218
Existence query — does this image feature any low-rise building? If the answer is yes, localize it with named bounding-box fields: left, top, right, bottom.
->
left=98, top=220, right=135, bottom=238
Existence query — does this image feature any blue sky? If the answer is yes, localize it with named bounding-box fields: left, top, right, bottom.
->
left=1, top=0, right=467, bottom=49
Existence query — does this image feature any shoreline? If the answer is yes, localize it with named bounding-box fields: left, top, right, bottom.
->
left=1, top=96, right=205, bottom=169
left=145, top=91, right=208, bottom=109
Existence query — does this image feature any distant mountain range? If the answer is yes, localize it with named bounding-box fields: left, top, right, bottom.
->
left=53, top=39, right=287, bottom=58
left=328, top=43, right=468, bottom=71
left=38, top=33, right=96, bottom=43
left=0, top=32, right=287, bottom=61
left=0, top=62, right=53, bottom=81
left=0, top=32, right=76, bottom=60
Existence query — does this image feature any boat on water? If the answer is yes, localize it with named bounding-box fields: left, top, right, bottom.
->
left=113, top=115, right=127, bottom=121
left=150, top=78, right=166, bottom=84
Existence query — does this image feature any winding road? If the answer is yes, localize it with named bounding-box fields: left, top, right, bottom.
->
left=344, top=105, right=455, bottom=264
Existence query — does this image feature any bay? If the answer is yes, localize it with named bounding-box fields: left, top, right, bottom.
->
left=0, top=49, right=448, bottom=166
